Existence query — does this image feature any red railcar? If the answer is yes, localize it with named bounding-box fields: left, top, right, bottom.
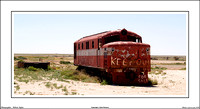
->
left=74, top=29, right=151, bottom=85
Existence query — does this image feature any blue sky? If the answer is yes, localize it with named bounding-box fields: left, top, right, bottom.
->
left=14, top=13, right=187, bottom=55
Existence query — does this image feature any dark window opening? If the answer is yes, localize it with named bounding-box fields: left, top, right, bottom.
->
left=104, top=35, right=120, bottom=44
left=127, top=35, right=136, bottom=42
left=78, top=44, right=80, bottom=49
left=86, top=41, right=89, bottom=49
left=82, top=43, right=83, bottom=49
left=92, top=41, right=94, bottom=48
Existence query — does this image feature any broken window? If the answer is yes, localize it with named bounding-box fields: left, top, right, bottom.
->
left=127, top=35, right=136, bottom=42
left=104, top=35, right=120, bottom=44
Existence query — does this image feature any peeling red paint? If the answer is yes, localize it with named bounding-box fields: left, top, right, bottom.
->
left=74, top=29, right=151, bottom=85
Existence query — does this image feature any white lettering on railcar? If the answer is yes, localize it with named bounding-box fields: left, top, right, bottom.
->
left=111, top=56, right=150, bottom=66
left=111, top=56, right=116, bottom=65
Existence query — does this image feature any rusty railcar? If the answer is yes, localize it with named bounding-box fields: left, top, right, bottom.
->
left=74, top=29, right=151, bottom=85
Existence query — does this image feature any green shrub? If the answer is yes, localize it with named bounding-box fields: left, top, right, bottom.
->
left=60, top=70, right=99, bottom=83
left=18, top=60, right=25, bottom=62
left=15, top=85, right=20, bottom=91
left=174, top=63, right=185, bottom=65
left=14, top=57, right=19, bottom=60
left=27, top=66, right=37, bottom=71
left=150, top=66, right=167, bottom=75
left=151, top=66, right=167, bottom=70
left=62, top=87, right=68, bottom=95
left=60, top=61, right=71, bottom=64
left=33, top=56, right=48, bottom=59
left=47, top=66, right=53, bottom=71
left=62, top=87, right=67, bottom=92
left=174, top=56, right=179, bottom=61
left=71, top=92, right=77, bottom=95
left=18, top=56, right=27, bottom=60
left=19, top=79, right=29, bottom=84
left=180, top=67, right=186, bottom=70
left=148, top=78, right=158, bottom=85
left=101, top=80, right=108, bottom=85
left=45, top=82, right=51, bottom=88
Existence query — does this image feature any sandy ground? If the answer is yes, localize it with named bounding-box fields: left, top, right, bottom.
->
left=14, top=70, right=186, bottom=96
left=151, top=60, right=185, bottom=64
left=151, top=60, right=186, bottom=70
left=151, top=65, right=186, bottom=70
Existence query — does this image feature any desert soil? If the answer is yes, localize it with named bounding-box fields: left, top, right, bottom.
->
left=14, top=70, right=186, bottom=96
left=151, top=60, right=185, bottom=64
left=151, top=60, right=186, bottom=70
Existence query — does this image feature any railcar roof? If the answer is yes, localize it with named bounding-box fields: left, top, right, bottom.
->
left=75, top=29, right=141, bottom=43
left=102, top=41, right=150, bottom=47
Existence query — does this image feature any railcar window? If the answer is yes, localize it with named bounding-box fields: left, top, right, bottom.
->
left=136, top=39, right=141, bottom=43
left=127, top=35, right=136, bottom=42
left=98, top=39, right=102, bottom=50
left=92, top=41, right=94, bottom=48
left=104, top=35, right=120, bottom=44
left=78, top=44, right=80, bottom=49
left=86, top=41, right=89, bottom=49
left=138, top=39, right=141, bottom=43
left=82, top=43, right=83, bottom=49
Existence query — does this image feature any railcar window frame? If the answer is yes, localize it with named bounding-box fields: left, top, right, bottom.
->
left=82, top=43, right=83, bottom=49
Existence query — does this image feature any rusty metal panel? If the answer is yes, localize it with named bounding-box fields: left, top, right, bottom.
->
left=106, top=42, right=151, bottom=70
left=17, top=61, right=50, bottom=69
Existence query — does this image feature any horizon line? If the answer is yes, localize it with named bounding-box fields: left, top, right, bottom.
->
left=14, top=53, right=186, bottom=56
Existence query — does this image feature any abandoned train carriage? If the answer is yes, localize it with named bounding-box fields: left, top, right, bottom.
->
left=74, top=29, right=151, bottom=85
